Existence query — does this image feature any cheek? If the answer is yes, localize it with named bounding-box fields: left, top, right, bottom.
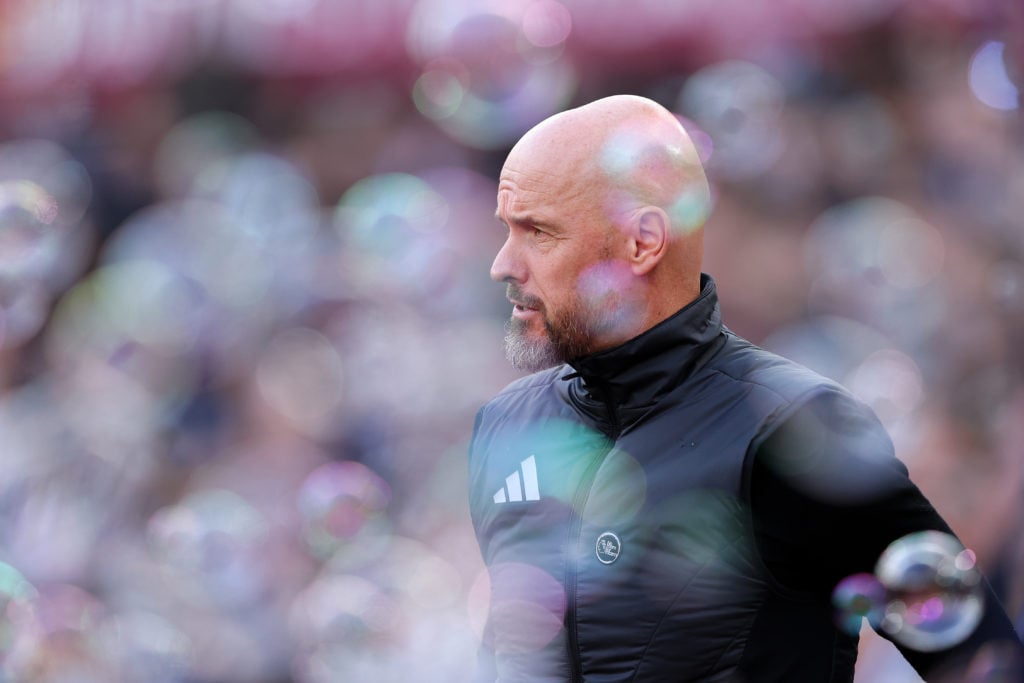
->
left=576, top=260, right=634, bottom=308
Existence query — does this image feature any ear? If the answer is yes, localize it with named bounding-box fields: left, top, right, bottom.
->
left=628, top=207, right=669, bottom=276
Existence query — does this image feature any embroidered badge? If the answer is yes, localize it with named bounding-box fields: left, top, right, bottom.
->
left=595, top=531, right=621, bottom=565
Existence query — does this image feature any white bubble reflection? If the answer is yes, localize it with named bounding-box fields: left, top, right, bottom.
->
left=969, top=42, right=1020, bottom=112
left=875, top=531, right=985, bottom=653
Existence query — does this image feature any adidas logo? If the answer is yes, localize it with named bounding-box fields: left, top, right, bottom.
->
left=493, top=455, right=540, bottom=503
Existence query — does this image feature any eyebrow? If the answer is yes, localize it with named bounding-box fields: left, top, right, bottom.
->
left=494, top=211, right=558, bottom=231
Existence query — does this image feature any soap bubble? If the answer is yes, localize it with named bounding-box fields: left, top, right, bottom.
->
left=0, top=561, right=38, bottom=666
left=875, top=531, right=984, bottom=652
left=147, top=489, right=269, bottom=605
left=406, top=0, right=576, bottom=149
left=297, top=461, right=392, bottom=561
left=832, top=573, right=886, bottom=635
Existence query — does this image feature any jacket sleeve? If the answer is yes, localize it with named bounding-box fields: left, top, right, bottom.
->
left=748, top=388, right=1024, bottom=679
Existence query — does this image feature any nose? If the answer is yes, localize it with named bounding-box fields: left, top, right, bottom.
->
left=490, top=234, right=524, bottom=283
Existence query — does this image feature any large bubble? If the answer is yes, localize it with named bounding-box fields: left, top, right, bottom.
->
left=407, top=0, right=577, bottom=149
left=874, top=531, right=984, bottom=652
left=297, top=461, right=392, bottom=561
left=803, top=197, right=947, bottom=347
left=0, top=561, right=38, bottom=671
left=678, top=60, right=785, bottom=180
left=0, top=139, right=94, bottom=347
left=148, top=489, right=270, bottom=606
left=255, top=327, right=346, bottom=440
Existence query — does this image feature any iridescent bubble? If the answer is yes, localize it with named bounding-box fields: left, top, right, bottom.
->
left=0, top=561, right=38, bottom=659
left=289, top=573, right=396, bottom=646
left=764, top=316, right=891, bottom=385
left=45, top=260, right=203, bottom=439
left=580, top=447, right=646, bottom=526
left=471, top=417, right=611, bottom=509
left=0, top=180, right=59, bottom=281
left=153, top=111, right=260, bottom=199
left=803, top=197, right=947, bottom=345
left=597, top=116, right=710, bottom=234
left=102, top=189, right=319, bottom=381
left=358, top=536, right=465, bottom=612
left=844, top=348, right=924, bottom=425
left=334, top=172, right=452, bottom=298
left=147, top=489, right=269, bottom=604
left=407, top=0, right=577, bottom=149
left=0, top=139, right=91, bottom=229
left=521, top=0, right=572, bottom=49
left=413, top=59, right=469, bottom=120
left=678, top=60, right=785, bottom=179
left=969, top=41, right=1019, bottom=112
left=875, top=531, right=984, bottom=652
left=575, top=260, right=645, bottom=345
left=832, top=573, right=886, bottom=635
left=255, top=327, right=345, bottom=439
left=7, top=582, right=113, bottom=682
left=98, top=610, right=194, bottom=683
left=297, top=461, right=392, bottom=560
left=0, top=139, right=93, bottom=302
left=484, top=562, right=565, bottom=654
left=806, top=197, right=945, bottom=291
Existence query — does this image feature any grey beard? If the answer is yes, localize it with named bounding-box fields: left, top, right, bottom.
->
left=503, top=310, right=595, bottom=372
left=503, top=318, right=563, bottom=371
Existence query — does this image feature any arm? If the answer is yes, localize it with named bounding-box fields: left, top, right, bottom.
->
left=749, top=389, right=1024, bottom=679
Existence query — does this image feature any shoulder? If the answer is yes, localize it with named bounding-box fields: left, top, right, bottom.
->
left=479, top=365, right=567, bottom=412
left=708, top=325, right=851, bottom=421
left=711, top=328, right=846, bottom=407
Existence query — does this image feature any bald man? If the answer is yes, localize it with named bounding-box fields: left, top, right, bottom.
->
left=468, top=96, right=1023, bottom=682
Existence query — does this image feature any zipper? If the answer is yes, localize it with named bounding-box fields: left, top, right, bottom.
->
left=564, top=440, right=615, bottom=683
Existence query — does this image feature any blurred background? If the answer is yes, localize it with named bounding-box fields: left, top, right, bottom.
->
left=0, top=0, right=1021, bottom=681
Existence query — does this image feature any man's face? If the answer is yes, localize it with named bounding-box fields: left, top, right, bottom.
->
left=491, top=155, right=628, bottom=371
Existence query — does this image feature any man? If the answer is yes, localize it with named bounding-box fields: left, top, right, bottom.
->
left=467, top=95, right=1024, bottom=682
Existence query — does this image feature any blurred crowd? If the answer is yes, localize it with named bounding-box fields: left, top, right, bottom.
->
left=0, top=0, right=1021, bottom=681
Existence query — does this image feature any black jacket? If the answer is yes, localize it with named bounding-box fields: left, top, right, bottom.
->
left=469, top=275, right=1023, bottom=682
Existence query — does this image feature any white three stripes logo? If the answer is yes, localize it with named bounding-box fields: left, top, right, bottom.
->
left=493, top=455, right=540, bottom=503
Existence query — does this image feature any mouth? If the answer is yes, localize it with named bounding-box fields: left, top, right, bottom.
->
left=509, top=298, right=541, bottom=319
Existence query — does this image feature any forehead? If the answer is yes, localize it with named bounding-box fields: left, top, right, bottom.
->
left=496, top=150, right=596, bottom=223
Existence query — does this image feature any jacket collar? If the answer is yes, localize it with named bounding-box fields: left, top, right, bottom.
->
left=560, top=274, right=724, bottom=430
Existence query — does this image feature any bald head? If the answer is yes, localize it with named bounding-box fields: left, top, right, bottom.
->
left=492, top=95, right=712, bottom=368
left=506, top=95, right=710, bottom=240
